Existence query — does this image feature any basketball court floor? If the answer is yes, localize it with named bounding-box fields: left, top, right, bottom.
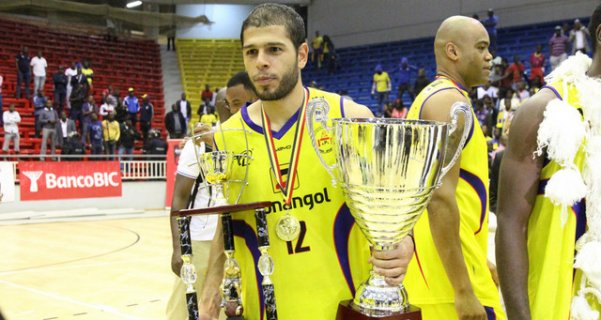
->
left=0, top=209, right=174, bottom=320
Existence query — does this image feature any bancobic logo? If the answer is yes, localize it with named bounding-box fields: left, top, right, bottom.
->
left=22, top=171, right=119, bottom=192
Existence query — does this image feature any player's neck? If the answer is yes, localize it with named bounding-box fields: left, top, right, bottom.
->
left=260, top=82, right=305, bottom=132
left=436, top=69, right=468, bottom=90
left=587, top=54, right=601, bottom=79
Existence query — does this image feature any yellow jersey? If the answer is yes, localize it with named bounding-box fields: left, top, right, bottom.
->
left=404, top=77, right=504, bottom=313
left=526, top=82, right=589, bottom=319
left=373, top=72, right=390, bottom=93
left=216, top=88, right=371, bottom=320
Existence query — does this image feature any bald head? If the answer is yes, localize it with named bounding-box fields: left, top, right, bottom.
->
left=434, top=16, right=492, bottom=87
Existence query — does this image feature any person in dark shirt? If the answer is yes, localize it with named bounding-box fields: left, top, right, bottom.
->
left=87, top=113, right=104, bottom=155
left=16, top=46, right=31, bottom=99
left=53, top=66, right=68, bottom=113
left=164, top=104, right=186, bottom=139
left=413, top=68, right=430, bottom=97
left=139, top=94, right=154, bottom=141
left=143, top=129, right=167, bottom=160
left=118, top=119, right=141, bottom=161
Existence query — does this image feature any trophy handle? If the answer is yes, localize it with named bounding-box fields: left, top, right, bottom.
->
left=439, top=102, right=473, bottom=179
left=306, top=97, right=338, bottom=186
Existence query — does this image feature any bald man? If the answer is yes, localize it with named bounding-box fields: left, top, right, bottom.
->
left=403, top=16, right=505, bottom=320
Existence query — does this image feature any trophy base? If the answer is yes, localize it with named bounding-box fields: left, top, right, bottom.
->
left=336, top=300, right=421, bottom=320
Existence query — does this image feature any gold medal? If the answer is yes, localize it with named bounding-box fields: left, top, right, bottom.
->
left=275, top=213, right=301, bottom=242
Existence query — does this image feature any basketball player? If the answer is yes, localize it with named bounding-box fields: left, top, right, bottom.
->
left=403, top=16, right=505, bottom=319
left=496, top=5, right=601, bottom=319
left=198, top=4, right=414, bottom=320
left=217, top=71, right=257, bottom=122
left=167, top=73, right=257, bottom=320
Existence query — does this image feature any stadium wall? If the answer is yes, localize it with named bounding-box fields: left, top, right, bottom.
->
left=176, top=4, right=254, bottom=38
left=308, top=0, right=599, bottom=48
left=1, top=181, right=166, bottom=213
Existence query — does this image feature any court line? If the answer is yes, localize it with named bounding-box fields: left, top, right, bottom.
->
left=0, top=224, right=141, bottom=273
left=0, top=279, right=147, bottom=320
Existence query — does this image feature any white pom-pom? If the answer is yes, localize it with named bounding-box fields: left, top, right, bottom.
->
left=575, top=241, right=601, bottom=290
left=571, top=294, right=599, bottom=320
left=537, top=99, right=585, bottom=165
left=546, top=52, right=592, bottom=84
left=545, top=167, right=587, bottom=208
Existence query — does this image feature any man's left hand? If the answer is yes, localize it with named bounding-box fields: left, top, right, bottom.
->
left=370, top=235, right=414, bottom=286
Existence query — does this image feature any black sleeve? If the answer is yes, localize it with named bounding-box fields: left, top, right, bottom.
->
left=489, top=150, right=504, bottom=213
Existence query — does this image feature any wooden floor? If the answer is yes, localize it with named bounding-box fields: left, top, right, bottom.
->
left=0, top=216, right=175, bottom=320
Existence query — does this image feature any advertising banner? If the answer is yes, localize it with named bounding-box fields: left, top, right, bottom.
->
left=19, top=161, right=122, bottom=201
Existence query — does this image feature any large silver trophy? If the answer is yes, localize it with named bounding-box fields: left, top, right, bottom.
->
left=307, top=99, right=472, bottom=319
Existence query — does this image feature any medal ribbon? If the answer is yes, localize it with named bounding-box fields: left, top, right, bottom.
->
left=261, top=88, right=310, bottom=205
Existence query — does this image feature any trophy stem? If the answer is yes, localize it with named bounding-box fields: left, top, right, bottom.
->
left=352, top=268, right=409, bottom=316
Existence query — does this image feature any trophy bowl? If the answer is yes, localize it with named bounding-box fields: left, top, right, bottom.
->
left=307, top=99, right=472, bottom=318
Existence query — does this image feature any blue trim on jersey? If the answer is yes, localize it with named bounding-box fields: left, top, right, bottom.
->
left=542, top=85, right=563, bottom=101
left=240, top=89, right=308, bottom=139
left=333, top=204, right=357, bottom=296
left=417, top=87, right=464, bottom=119
left=464, top=114, right=475, bottom=150
left=340, top=95, right=345, bottom=118
left=484, top=306, right=497, bottom=320
left=232, top=219, right=265, bottom=320
left=459, top=169, right=487, bottom=235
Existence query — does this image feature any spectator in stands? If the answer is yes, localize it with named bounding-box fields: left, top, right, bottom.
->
left=61, top=131, right=85, bottom=161
left=53, top=66, right=68, bottom=112
left=197, top=99, right=211, bottom=118
left=118, top=119, right=140, bottom=161
left=390, top=99, right=407, bottom=119
left=65, top=62, right=77, bottom=110
left=482, top=95, right=496, bottom=131
left=139, top=94, right=154, bottom=141
left=201, top=85, right=213, bottom=107
left=482, top=9, right=499, bottom=53
left=167, top=24, right=176, bottom=51
left=176, top=93, right=191, bottom=130
left=322, top=35, right=336, bottom=74
left=165, top=104, right=186, bottom=139
left=200, top=107, right=218, bottom=127
left=397, top=57, right=417, bottom=103
left=81, top=95, right=97, bottom=143
left=529, top=45, right=545, bottom=87
left=16, top=46, right=31, bottom=99
left=413, top=68, right=430, bottom=97
left=2, top=104, right=20, bottom=154
left=99, top=96, right=115, bottom=119
left=71, top=68, right=88, bottom=97
left=114, top=94, right=129, bottom=123
left=39, top=100, right=58, bottom=161
left=475, top=98, right=491, bottom=127
left=371, top=64, right=391, bottom=116
left=549, top=25, right=570, bottom=70
left=503, top=55, right=526, bottom=90
left=0, top=73, right=3, bottom=126
left=33, top=89, right=47, bottom=137
left=30, top=51, right=48, bottom=94
left=105, top=87, right=119, bottom=107
left=69, top=84, right=86, bottom=132
left=311, top=30, right=324, bottom=69
left=516, top=81, right=530, bottom=102
left=477, top=80, right=499, bottom=101
left=56, top=111, right=76, bottom=148
left=570, top=18, right=591, bottom=54
left=123, top=88, right=140, bottom=128
left=144, top=129, right=167, bottom=160
left=102, top=112, right=120, bottom=160
left=87, top=113, right=104, bottom=155
left=81, top=60, right=94, bottom=91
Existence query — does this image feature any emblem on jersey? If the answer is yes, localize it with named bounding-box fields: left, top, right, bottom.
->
left=316, top=128, right=333, bottom=154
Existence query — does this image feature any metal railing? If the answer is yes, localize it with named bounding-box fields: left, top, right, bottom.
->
left=5, top=157, right=167, bottom=182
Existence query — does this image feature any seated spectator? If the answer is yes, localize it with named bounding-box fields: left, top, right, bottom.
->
left=118, top=119, right=141, bottom=161
left=57, top=111, right=76, bottom=148
left=102, top=112, right=120, bottom=160
left=2, top=104, right=20, bottom=154
left=390, top=99, right=407, bottom=119
left=87, top=113, right=104, bottom=155
left=477, top=80, right=499, bottom=101
left=139, top=94, right=154, bottom=141
left=165, top=104, right=186, bottom=139
left=143, top=129, right=167, bottom=160
left=61, top=131, right=85, bottom=161
left=516, top=82, right=530, bottom=102
left=529, top=44, right=545, bottom=87
left=39, top=100, right=58, bottom=161
left=199, top=107, right=218, bottom=127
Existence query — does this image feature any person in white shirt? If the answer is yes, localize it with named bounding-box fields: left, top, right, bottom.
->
left=64, top=62, right=77, bottom=110
left=99, top=101, right=115, bottom=118
left=30, top=51, right=48, bottom=94
left=476, top=80, right=498, bottom=101
left=2, top=104, right=20, bottom=153
left=570, top=18, right=591, bottom=54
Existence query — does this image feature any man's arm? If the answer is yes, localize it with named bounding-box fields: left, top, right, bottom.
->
left=496, top=90, right=551, bottom=320
left=420, top=91, right=486, bottom=319
left=169, top=173, right=196, bottom=275
left=199, top=222, right=225, bottom=319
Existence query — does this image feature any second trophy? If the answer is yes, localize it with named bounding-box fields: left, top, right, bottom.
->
left=307, top=99, right=472, bottom=320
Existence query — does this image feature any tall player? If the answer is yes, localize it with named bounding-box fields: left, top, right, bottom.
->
left=403, top=16, right=505, bottom=320
left=496, top=5, right=601, bottom=319
left=198, top=4, right=414, bottom=320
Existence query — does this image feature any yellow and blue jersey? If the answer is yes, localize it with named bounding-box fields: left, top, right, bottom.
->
left=216, top=88, right=371, bottom=320
left=403, top=77, right=504, bottom=318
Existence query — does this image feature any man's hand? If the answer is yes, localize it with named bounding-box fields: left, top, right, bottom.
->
left=455, top=291, right=487, bottom=320
left=370, top=235, right=414, bottom=286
